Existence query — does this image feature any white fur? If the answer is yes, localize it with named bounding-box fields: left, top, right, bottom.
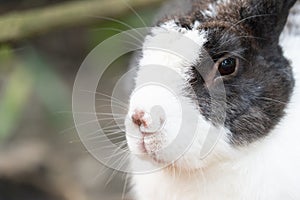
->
left=139, top=20, right=205, bottom=76
left=201, top=3, right=218, bottom=18
left=126, top=4, right=300, bottom=199
left=201, top=0, right=232, bottom=19
left=217, top=0, right=230, bottom=4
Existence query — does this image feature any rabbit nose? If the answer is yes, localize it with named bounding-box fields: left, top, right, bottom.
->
left=131, top=106, right=166, bottom=134
left=131, top=109, right=146, bottom=127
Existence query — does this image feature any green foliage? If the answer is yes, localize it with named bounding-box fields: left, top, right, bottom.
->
left=0, top=0, right=160, bottom=142
left=25, top=50, right=71, bottom=127
left=0, top=49, right=33, bottom=140
left=0, top=47, right=72, bottom=141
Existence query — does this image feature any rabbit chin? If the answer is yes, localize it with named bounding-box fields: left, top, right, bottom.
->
left=125, top=119, right=234, bottom=171
left=125, top=135, right=234, bottom=172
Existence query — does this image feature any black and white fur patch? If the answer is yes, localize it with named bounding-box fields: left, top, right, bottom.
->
left=151, top=0, right=296, bottom=145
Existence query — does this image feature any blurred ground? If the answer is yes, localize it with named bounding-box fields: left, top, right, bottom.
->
left=0, top=1, right=161, bottom=199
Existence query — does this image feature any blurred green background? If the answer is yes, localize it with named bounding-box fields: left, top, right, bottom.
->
left=0, top=0, right=162, bottom=199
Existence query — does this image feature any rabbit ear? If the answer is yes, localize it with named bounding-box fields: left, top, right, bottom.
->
left=240, top=0, right=297, bottom=46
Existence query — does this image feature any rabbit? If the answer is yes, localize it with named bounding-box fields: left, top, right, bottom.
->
left=124, top=0, right=300, bottom=199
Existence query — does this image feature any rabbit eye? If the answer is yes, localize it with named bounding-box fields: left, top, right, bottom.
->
left=218, top=57, right=238, bottom=76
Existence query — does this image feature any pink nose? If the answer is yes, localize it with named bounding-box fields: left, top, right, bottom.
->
left=131, top=106, right=166, bottom=134
left=131, top=109, right=146, bottom=127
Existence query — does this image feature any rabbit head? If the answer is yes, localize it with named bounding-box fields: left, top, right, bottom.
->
left=125, top=0, right=296, bottom=170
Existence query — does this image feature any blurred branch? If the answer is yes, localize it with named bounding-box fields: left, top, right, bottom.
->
left=0, top=0, right=163, bottom=44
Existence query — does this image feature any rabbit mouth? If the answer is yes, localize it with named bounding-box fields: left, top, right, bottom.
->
left=144, top=133, right=165, bottom=152
left=133, top=131, right=168, bottom=163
